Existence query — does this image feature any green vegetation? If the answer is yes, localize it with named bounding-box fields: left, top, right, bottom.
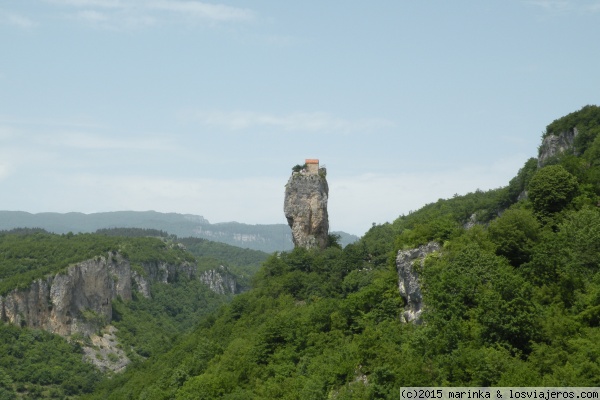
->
left=528, top=165, right=579, bottom=221
left=0, top=322, right=101, bottom=398
left=0, top=210, right=360, bottom=252
left=506, top=157, right=537, bottom=204
left=178, top=237, right=268, bottom=290
left=95, top=227, right=269, bottom=288
left=0, top=232, right=196, bottom=295
left=488, top=208, right=539, bottom=267
left=0, top=229, right=268, bottom=397
left=81, top=105, right=600, bottom=398
left=545, top=105, right=600, bottom=135
left=111, top=278, right=228, bottom=361
left=545, top=105, right=600, bottom=150
left=86, top=243, right=407, bottom=399
left=95, top=227, right=172, bottom=238
left=81, top=308, right=108, bottom=327
left=5, top=107, right=600, bottom=397
left=292, top=163, right=307, bottom=173
left=0, top=231, right=120, bottom=295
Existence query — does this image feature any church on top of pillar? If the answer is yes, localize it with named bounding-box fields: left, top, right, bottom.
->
left=305, top=159, right=319, bottom=175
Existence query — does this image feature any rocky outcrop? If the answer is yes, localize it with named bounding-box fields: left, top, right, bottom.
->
left=397, top=242, right=441, bottom=324
left=0, top=252, right=238, bottom=331
left=132, top=260, right=196, bottom=298
left=284, top=169, right=329, bottom=249
left=538, top=128, right=577, bottom=168
left=82, top=325, right=130, bottom=373
left=463, top=213, right=478, bottom=230
left=0, top=250, right=240, bottom=372
left=0, top=254, right=233, bottom=336
left=0, top=252, right=131, bottom=337
left=199, top=265, right=237, bottom=295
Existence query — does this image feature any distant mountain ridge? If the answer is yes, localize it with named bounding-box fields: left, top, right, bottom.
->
left=0, top=210, right=359, bottom=252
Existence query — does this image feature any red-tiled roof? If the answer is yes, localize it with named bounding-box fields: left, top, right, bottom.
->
left=305, top=159, right=319, bottom=164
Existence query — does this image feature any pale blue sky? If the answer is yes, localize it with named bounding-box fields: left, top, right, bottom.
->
left=1, top=1, right=599, bottom=235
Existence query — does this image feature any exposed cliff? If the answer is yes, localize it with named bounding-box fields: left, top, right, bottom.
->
left=397, top=241, right=441, bottom=324
left=0, top=250, right=238, bottom=371
left=284, top=167, right=329, bottom=250
left=131, top=258, right=196, bottom=298
left=0, top=254, right=236, bottom=333
left=538, top=128, right=577, bottom=168
left=0, top=252, right=131, bottom=337
left=82, top=325, right=130, bottom=373
left=199, top=265, right=237, bottom=295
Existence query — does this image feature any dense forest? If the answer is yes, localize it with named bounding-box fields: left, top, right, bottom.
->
left=0, top=229, right=267, bottom=399
left=86, top=105, right=600, bottom=398
left=2, top=106, right=600, bottom=398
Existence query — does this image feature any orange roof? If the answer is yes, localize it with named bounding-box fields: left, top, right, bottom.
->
left=305, top=159, right=319, bottom=164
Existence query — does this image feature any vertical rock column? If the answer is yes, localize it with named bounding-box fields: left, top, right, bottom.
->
left=284, top=167, right=329, bottom=250
left=397, top=241, right=441, bottom=324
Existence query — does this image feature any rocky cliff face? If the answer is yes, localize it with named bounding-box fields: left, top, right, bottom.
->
left=396, top=241, right=441, bottom=324
left=538, top=128, right=577, bottom=168
left=199, top=265, right=237, bottom=295
left=0, top=252, right=131, bottom=337
left=0, top=254, right=235, bottom=335
left=132, top=259, right=196, bottom=298
left=284, top=169, right=329, bottom=250
left=0, top=251, right=237, bottom=371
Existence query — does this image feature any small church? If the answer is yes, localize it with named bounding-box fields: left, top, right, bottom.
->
left=305, top=159, right=319, bottom=174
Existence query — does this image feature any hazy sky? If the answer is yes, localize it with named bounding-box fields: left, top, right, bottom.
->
left=1, top=1, right=599, bottom=236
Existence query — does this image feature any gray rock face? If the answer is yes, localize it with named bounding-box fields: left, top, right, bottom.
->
left=0, top=254, right=231, bottom=336
left=538, top=128, right=577, bottom=168
left=463, top=213, right=478, bottom=230
left=0, top=251, right=238, bottom=371
left=396, top=241, right=441, bottom=324
left=284, top=170, right=329, bottom=250
left=132, top=260, right=196, bottom=298
left=199, top=265, right=237, bottom=295
left=0, top=252, right=131, bottom=337
left=82, top=326, right=130, bottom=373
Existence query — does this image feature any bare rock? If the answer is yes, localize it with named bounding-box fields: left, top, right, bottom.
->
left=284, top=161, right=329, bottom=250
left=538, top=128, right=577, bottom=168
left=397, top=241, right=441, bottom=324
left=82, top=325, right=130, bottom=373
left=0, top=252, right=131, bottom=337
left=132, top=260, right=197, bottom=298
left=0, top=251, right=208, bottom=373
left=199, top=265, right=237, bottom=295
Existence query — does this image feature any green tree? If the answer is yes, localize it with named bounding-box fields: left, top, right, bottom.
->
left=292, top=163, right=307, bottom=173
left=0, top=368, right=16, bottom=400
left=583, top=132, right=600, bottom=167
left=327, top=233, right=342, bottom=249
left=488, top=208, right=540, bottom=267
left=528, top=165, right=578, bottom=219
left=559, top=207, right=600, bottom=270
left=506, top=158, right=538, bottom=204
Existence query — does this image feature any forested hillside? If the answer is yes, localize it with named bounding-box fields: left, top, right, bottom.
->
left=81, top=105, right=600, bottom=398
left=3, top=106, right=600, bottom=398
left=0, top=230, right=268, bottom=398
left=95, top=228, right=268, bottom=290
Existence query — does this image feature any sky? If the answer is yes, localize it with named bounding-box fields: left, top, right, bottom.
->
left=1, top=1, right=599, bottom=236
